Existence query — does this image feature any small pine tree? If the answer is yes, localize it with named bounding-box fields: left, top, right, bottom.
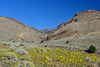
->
left=65, top=41, right=69, bottom=44
left=88, top=45, right=96, bottom=53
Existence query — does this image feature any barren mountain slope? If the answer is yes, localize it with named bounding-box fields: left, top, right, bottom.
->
left=47, top=10, right=100, bottom=40
left=41, top=28, right=57, bottom=34
left=27, top=26, right=48, bottom=37
left=0, top=16, right=44, bottom=42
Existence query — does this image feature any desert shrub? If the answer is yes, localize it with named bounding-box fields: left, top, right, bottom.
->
left=0, top=42, right=3, bottom=45
left=16, top=49, right=29, bottom=55
left=85, top=56, right=91, bottom=62
left=8, top=49, right=16, bottom=52
left=2, top=61, right=15, bottom=67
left=20, top=43, right=25, bottom=46
left=40, top=40, right=44, bottom=43
left=88, top=45, right=96, bottom=53
left=0, top=49, right=7, bottom=52
left=13, top=41, right=16, bottom=42
left=25, top=46, right=30, bottom=50
left=17, top=46, right=24, bottom=49
left=21, top=55, right=31, bottom=61
left=0, top=52, right=18, bottom=60
left=65, top=41, right=69, bottom=44
left=35, top=47, right=47, bottom=53
left=10, top=44, right=16, bottom=49
left=2, top=43, right=9, bottom=46
left=9, top=45, right=16, bottom=52
left=13, top=61, right=35, bottom=67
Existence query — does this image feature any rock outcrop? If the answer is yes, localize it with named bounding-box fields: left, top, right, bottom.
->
left=74, top=10, right=96, bottom=17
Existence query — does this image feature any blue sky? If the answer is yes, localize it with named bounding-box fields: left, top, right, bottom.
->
left=0, top=0, right=100, bottom=30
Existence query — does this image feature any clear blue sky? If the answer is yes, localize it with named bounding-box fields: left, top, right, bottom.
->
left=0, top=0, right=100, bottom=30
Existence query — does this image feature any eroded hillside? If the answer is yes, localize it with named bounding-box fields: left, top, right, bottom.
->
left=47, top=10, right=100, bottom=40
left=0, top=16, right=44, bottom=42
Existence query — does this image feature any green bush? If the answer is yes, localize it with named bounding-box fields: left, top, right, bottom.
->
left=65, top=41, right=69, bottom=44
left=40, top=40, right=44, bottom=43
left=88, top=45, right=96, bottom=53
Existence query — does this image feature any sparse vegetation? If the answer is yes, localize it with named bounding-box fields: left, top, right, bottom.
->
left=0, top=42, right=100, bottom=67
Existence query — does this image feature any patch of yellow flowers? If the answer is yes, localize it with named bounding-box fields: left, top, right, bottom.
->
left=28, top=47, right=100, bottom=67
left=78, top=48, right=83, bottom=51
left=0, top=44, right=100, bottom=67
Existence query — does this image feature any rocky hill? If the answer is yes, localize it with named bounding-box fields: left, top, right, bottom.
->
left=47, top=10, right=100, bottom=40
left=0, top=16, right=44, bottom=43
left=0, top=10, right=100, bottom=42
